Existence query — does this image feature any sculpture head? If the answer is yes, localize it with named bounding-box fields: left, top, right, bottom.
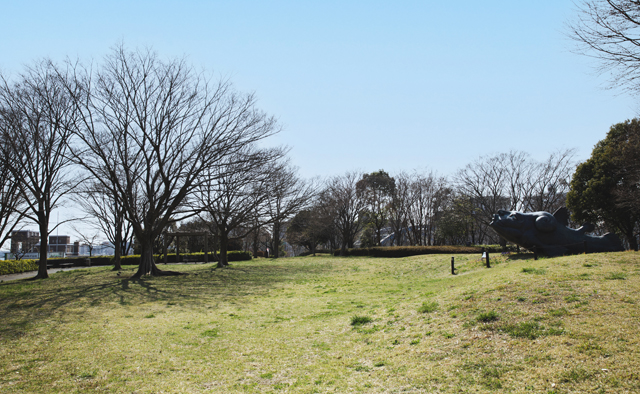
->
left=489, top=209, right=541, bottom=247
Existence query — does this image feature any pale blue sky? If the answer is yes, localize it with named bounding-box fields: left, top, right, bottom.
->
left=1, top=1, right=637, bottom=241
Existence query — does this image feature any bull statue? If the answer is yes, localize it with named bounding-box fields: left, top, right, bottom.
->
left=489, top=207, right=624, bottom=257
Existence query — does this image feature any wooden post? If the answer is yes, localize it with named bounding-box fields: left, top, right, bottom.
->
left=451, top=257, right=456, bottom=275
left=485, top=250, right=490, bottom=268
left=533, top=246, right=538, bottom=261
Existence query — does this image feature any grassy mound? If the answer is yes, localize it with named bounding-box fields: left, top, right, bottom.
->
left=1, top=252, right=639, bottom=392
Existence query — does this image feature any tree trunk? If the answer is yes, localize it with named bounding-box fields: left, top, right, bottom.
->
left=272, top=222, right=281, bottom=258
left=218, top=232, right=229, bottom=268
left=131, top=234, right=182, bottom=278
left=35, top=219, right=49, bottom=279
left=340, top=239, right=348, bottom=256
left=252, top=227, right=260, bottom=258
left=112, top=225, right=122, bottom=271
left=626, top=229, right=639, bottom=252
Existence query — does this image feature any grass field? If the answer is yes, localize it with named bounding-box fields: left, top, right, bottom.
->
left=1, top=251, right=639, bottom=393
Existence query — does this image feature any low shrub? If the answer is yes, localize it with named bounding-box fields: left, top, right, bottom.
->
left=120, top=253, right=214, bottom=265
left=350, top=315, right=373, bottom=326
left=0, top=251, right=253, bottom=275
left=49, top=256, right=114, bottom=267
left=227, top=250, right=252, bottom=261
left=477, top=310, right=499, bottom=323
left=298, top=249, right=333, bottom=256
left=122, top=251, right=252, bottom=265
left=500, top=321, right=564, bottom=339
left=0, top=259, right=38, bottom=275
left=121, top=255, right=142, bottom=265
left=333, top=245, right=513, bottom=258
left=605, top=272, right=627, bottom=280
left=522, top=267, right=546, bottom=275
left=87, top=256, right=113, bottom=266
left=418, top=301, right=439, bottom=313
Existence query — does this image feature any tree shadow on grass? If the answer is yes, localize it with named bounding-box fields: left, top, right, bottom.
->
left=0, top=261, right=334, bottom=340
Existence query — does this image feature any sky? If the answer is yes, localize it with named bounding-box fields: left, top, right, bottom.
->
left=1, top=0, right=638, bottom=244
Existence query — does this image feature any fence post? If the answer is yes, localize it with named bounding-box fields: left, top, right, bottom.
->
left=451, top=256, right=456, bottom=275
left=486, top=250, right=490, bottom=268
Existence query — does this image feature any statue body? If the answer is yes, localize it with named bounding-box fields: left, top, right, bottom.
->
left=489, top=207, right=624, bottom=257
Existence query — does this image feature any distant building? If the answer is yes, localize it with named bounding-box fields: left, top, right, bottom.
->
left=10, top=230, right=40, bottom=254
left=11, top=231, right=82, bottom=256
left=48, top=236, right=80, bottom=255
left=8, top=230, right=131, bottom=258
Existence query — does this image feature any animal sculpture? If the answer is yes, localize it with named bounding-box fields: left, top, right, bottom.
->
left=489, top=207, right=624, bottom=257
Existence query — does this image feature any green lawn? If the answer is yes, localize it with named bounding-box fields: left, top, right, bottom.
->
left=1, top=252, right=639, bottom=393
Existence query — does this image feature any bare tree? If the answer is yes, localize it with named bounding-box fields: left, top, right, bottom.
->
left=0, top=61, right=81, bottom=278
left=523, top=149, right=576, bottom=212
left=71, top=225, right=100, bottom=257
left=454, top=151, right=533, bottom=245
left=73, top=181, right=132, bottom=269
left=265, top=161, right=317, bottom=258
left=503, top=151, right=534, bottom=212
left=454, top=153, right=510, bottom=234
left=65, top=46, right=280, bottom=277
left=195, top=147, right=282, bottom=267
left=405, top=171, right=450, bottom=246
left=568, top=1, right=640, bottom=96
left=322, top=172, right=366, bottom=255
left=0, top=125, right=27, bottom=250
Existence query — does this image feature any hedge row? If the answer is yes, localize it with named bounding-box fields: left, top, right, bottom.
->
left=224, top=251, right=253, bottom=261
left=0, top=259, right=39, bottom=275
left=298, top=249, right=334, bottom=256
left=121, top=251, right=253, bottom=265
left=1, top=251, right=254, bottom=276
left=333, top=245, right=516, bottom=258
left=48, top=256, right=113, bottom=267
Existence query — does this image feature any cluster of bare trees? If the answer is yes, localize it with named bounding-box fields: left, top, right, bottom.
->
left=285, top=150, right=575, bottom=254
left=452, top=150, right=576, bottom=245
left=169, top=153, right=316, bottom=267
left=0, top=48, right=579, bottom=278
left=0, top=46, right=290, bottom=278
left=0, top=61, right=82, bottom=278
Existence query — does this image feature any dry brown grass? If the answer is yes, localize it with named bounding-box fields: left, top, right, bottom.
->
left=1, top=251, right=639, bottom=393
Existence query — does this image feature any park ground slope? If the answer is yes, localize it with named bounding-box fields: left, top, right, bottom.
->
left=1, top=251, right=639, bottom=393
